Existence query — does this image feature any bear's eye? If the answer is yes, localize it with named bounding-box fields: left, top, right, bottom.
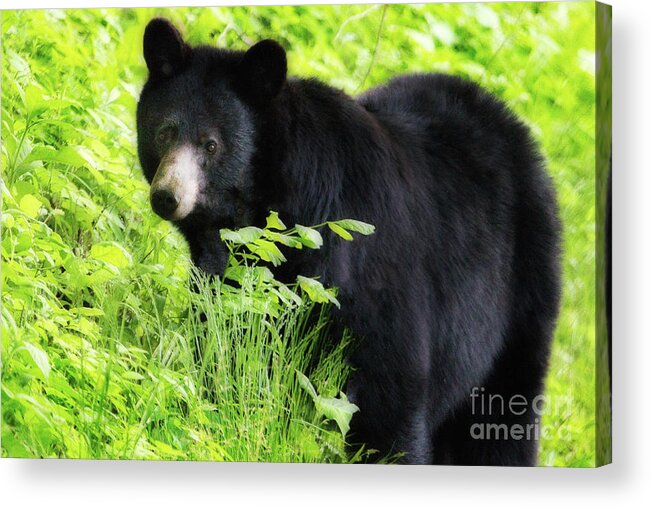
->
left=157, top=126, right=176, bottom=146
left=205, top=141, right=218, bottom=154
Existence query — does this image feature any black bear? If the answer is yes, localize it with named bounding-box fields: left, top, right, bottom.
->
left=137, top=18, right=561, bottom=465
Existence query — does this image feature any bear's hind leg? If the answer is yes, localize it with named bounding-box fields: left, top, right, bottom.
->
left=433, top=317, right=555, bottom=466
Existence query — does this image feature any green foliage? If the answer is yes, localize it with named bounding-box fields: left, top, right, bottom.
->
left=2, top=2, right=597, bottom=465
left=297, top=371, right=359, bottom=438
left=175, top=214, right=374, bottom=462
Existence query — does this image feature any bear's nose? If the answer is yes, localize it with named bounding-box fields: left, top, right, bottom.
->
left=151, top=188, right=179, bottom=219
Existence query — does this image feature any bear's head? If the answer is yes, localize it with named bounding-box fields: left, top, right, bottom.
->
left=136, top=18, right=286, bottom=226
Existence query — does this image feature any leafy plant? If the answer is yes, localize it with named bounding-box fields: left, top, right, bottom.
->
left=177, top=212, right=374, bottom=462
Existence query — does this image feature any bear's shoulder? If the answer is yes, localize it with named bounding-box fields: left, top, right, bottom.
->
left=358, top=73, right=504, bottom=118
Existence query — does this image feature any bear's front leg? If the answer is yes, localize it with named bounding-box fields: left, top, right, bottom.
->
left=185, top=226, right=229, bottom=277
left=346, top=348, right=434, bottom=464
left=347, top=370, right=433, bottom=465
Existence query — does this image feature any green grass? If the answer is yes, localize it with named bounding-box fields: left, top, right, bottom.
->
left=2, top=3, right=598, bottom=465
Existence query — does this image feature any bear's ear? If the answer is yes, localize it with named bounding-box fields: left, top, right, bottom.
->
left=237, top=40, right=287, bottom=103
left=143, top=18, right=189, bottom=81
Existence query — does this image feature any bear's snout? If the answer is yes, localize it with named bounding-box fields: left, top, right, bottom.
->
left=151, top=188, right=180, bottom=219
left=149, top=145, right=202, bottom=222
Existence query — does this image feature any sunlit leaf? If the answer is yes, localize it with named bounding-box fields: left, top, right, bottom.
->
left=265, top=211, right=286, bottom=230
left=220, top=226, right=264, bottom=244
left=330, top=219, right=375, bottom=236
left=18, top=194, right=42, bottom=218
left=89, top=242, right=132, bottom=269
left=296, top=276, right=340, bottom=308
left=24, top=342, right=51, bottom=382
left=249, top=239, right=286, bottom=266
left=295, top=224, right=323, bottom=249
left=264, top=230, right=303, bottom=249
left=327, top=222, right=353, bottom=241
left=314, top=394, right=359, bottom=438
left=297, top=370, right=359, bottom=437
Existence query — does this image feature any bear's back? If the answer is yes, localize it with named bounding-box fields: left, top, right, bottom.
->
left=356, top=73, right=536, bottom=181
left=358, top=73, right=521, bottom=134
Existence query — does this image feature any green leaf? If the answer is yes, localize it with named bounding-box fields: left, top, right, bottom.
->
left=296, top=370, right=318, bottom=399
left=275, top=285, right=303, bottom=306
left=295, top=224, right=323, bottom=249
left=18, top=194, right=42, bottom=218
left=327, top=222, right=353, bottom=241
left=474, top=4, right=500, bottom=30
left=1, top=212, right=15, bottom=229
left=25, top=83, right=47, bottom=117
left=7, top=49, right=31, bottom=78
left=265, top=211, right=286, bottom=230
left=87, top=266, right=119, bottom=285
left=89, top=242, right=132, bottom=269
left=428, top=19, right=456, bottom=46
left=252, top=266, right=275, bottom=283
left=24, top=342, right=51, bottom=382
left=237, top=226, right=265, bottom=243
left=248, top=239, right=287, bottom=266
left=57, top=146, right=94, bottom=168
left=71, top=307, right=105, bottom=317
left=220, top=226, right=264, bottom=244
left=314, top=393, right=359, bottom=438
left=297, top=371, right=359, bottom=437
left=406, top=28, right=434, bottom=52
left=264, top=230, right=303, bottom=249
left=296, top=276, right=340, bottom=308
left=223, top=265, right=247, bottom=283
left=330, top=219, right=375, bottom=235
left=220, top=229, right=242, bottom=243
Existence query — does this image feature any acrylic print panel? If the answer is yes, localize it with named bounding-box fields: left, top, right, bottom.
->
left=1, top=1, right=611, bottom=466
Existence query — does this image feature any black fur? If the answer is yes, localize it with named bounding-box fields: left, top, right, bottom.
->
left=137, top=19, right=561, bottom=465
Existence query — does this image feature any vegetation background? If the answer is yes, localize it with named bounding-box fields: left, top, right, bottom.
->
left=2, top=2, right=598, bottom=466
